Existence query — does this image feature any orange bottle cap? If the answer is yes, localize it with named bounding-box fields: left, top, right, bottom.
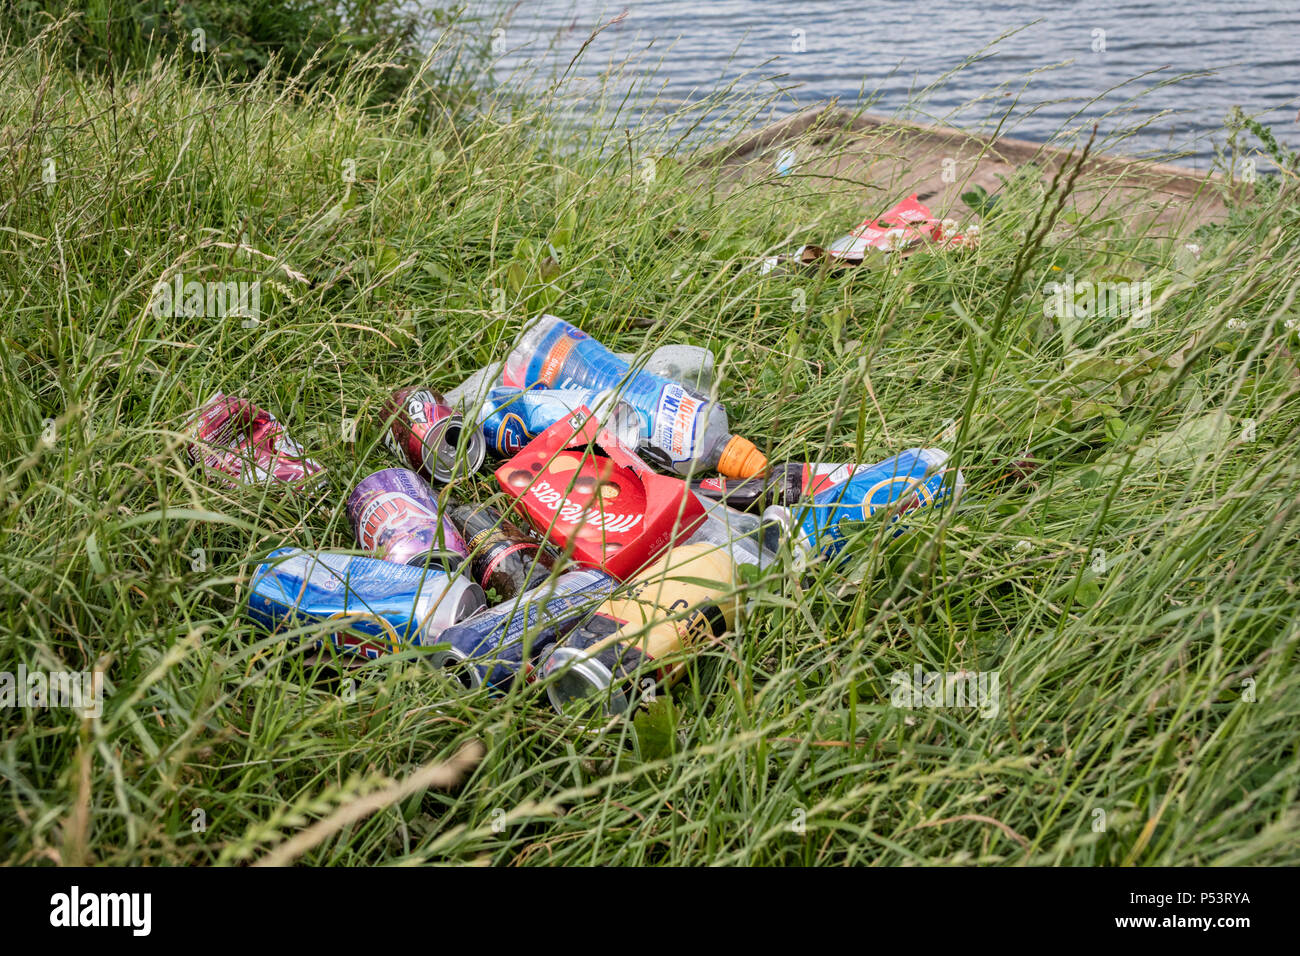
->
left=717, top=435, right=768, bottom=479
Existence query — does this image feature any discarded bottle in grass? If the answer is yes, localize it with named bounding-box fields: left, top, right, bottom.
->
left=502, top=315, right=767, bottom=479
left=691, top=462, right=864, bottom=511
left=184, top=392, right=325, bottom=489
left=615, top=344, right=715, bottom=393
left=763, top=448, right=964, bottom=562
left=686, top=497, right=778, bottom=568
left=470, top=386, right=641, bottom=458
left=429, top=567, right=618, bottom=689
left=382, top=387, right=486, bottom=484
left=346, top=468, right=468, bottom=572
left=444, top=363, right=505, bottom=414
left=540, top=542, right=741, bottom=716
left=247, top=548, right=486, bottom=660
left=447, top=502, right=558, bottom=601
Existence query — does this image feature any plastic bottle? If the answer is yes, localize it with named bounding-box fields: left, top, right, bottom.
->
left=446, top=345, right=715, bottom=415
left=539, top=542, right=741, bottom=715
left=685, top=496, right=776, bottom=568
left=614, top=345, right=714, bottom=393
left=502, top=315, right=767, bottom=479
left=444, top=363, right=504, bottom=413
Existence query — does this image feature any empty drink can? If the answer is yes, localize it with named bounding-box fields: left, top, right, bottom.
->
left=428, top=567, right=618, bottom=689
left=382, top=386, right=486, bottom=484
left=248, top=548, right=486, bottom=660
left=346, top=468, right=469, bottom=571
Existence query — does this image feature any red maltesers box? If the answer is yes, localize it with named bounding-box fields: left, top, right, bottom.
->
left=495, top=408, right=705, bottom=581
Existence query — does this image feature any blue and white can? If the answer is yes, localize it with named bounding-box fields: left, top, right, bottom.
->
left=248, top=548, right=486, bottom=659
left=428, top=567, right=618, bottom=689
left=473, top=386, right=641, bottom=457
left=765, top=448, right=964, bottom=562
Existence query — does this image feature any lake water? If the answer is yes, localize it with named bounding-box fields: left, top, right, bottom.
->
left=473, top=0, right=1300, bottom=168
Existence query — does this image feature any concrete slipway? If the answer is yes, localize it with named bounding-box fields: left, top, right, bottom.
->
left=699, top=106, right=1235, bottom=240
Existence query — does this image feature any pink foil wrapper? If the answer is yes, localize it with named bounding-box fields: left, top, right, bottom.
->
left=761, top=195, right=978, bottom=274
left=184, top=392, right=326, bottom=490
left=828, top=195, right=975, bottom=259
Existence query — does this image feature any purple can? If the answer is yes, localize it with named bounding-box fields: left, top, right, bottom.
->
left=346, top=468, right=470, bottom=571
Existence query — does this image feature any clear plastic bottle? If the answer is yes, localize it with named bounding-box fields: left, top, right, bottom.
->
left=685, top=496, right=775, bottom=568
left=447, top=343, right=715, bottom=413
left=503, top=315, right=767, bottom=479
left=614, top=345, right=714, bottom=393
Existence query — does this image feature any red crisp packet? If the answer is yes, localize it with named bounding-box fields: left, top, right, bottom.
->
left=760, top=195, right=976, bottom=274
left=828, top=195, right=977, bottom=260
left=495, top=408, right=705, bottom=581
left=184, top=392, right=325, bottom=489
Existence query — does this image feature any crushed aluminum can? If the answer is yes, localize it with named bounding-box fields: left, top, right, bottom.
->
left=183, top=392, right=325, bottom=489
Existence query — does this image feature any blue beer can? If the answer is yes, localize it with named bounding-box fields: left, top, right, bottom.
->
left=428, top=567, right=618, bottom=689
left=248, top=548, right=486, bottom=659
left=765, top=448, right=964, bottom=562
left=475, top=386, right=640, bottom=458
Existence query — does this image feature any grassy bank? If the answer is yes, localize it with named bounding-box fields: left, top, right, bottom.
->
left=1, top=25, right=1298, bottom=866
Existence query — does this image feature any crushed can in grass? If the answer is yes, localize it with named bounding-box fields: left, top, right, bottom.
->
left=540, top=542, right=741, bottom=716
left=382, top=386, right=486, bottom=484
left=762, top=448, right=964, bottom=563
left=502, top=314, right=766, bottom=479
left=447, top=501, right=559, bottom=602
left=496, top=408, right=706, bottom=581
left=346, top=468, right=468, bottom=572
left=183, top=392, right=325, bottom=489
left=691, top=461, right=865, bottom=511
left=428, top=567, right=618, bottom=690
left=247, top=548, right=485, bottom=659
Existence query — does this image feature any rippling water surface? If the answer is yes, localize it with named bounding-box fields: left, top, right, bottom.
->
left=470, top=0, right=1300, bottom=165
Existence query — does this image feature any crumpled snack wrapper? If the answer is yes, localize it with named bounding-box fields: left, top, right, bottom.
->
left=184, top=392, right=326, bottom=490
left=760, top=194, right=979, bottom=274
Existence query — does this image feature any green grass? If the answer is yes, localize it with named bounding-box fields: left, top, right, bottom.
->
left=2, top=26, right=1299, bottom=866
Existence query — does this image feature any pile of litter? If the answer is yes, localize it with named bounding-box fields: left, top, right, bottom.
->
left=186, top=282, right=964, bottom=719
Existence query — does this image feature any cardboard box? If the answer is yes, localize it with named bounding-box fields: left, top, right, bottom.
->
left=495, top=408, right=705, bottom=581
